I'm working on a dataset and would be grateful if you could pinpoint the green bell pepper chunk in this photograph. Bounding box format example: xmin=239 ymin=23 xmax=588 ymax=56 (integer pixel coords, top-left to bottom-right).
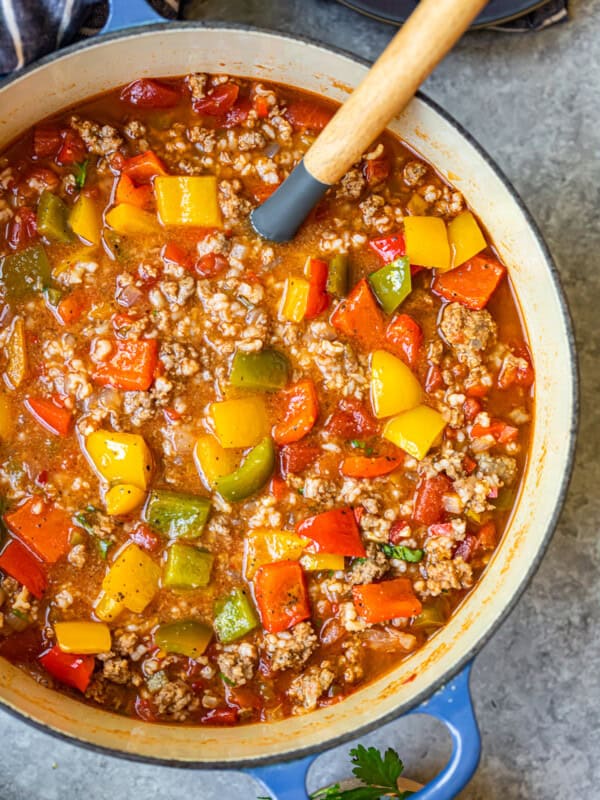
xmin=229 ymin=349 xmax=290 ymax=392
xmin=213 ymin=587 xmax=259 ymax=643
xmin=368 ymin=256 xmax=411 ymax=314
xmin=154 ymin=619 xmax=213 ymax=658
xmin=327 ymin=253 xmax=350 ymax=297
xmin=215 ymin=437 xmax=275 ymax=503
xmin=412 ymin=602 xmax=447 ymax=630
xmin=164 ymin=542 xmax=213 ymax=590
xmin=144 ymin=490 xmax=210 ymax=539
xmin=37 ymin=191 xmax=73 ymax=243
xmin=0 ymin=244 xmax=52 ymax=299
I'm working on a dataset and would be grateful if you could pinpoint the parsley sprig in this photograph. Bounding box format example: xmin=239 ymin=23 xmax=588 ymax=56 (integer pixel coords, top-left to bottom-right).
xmin=381 ymin=544 xmax=423 ymax=563
xmin=309 ymin=745 xmax=413 ymax=799
xmin=74 ymin=159 xmax=89 ymax=189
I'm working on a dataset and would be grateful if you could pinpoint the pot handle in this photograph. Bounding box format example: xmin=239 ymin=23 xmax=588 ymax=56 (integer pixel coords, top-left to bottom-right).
xmin=102 ymin=0 xmax=165 ymax=35
xmin=247 ymin=663 xmax=480 ymax=800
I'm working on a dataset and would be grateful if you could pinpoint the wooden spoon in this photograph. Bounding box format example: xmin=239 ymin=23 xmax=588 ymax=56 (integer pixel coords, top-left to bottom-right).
xmin=251 ymin=0 xmax=487 ymax=242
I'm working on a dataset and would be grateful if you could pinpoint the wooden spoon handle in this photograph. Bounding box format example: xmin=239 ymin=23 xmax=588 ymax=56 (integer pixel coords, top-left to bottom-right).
xmin=304 ymin=0 xmax=487 ymax=186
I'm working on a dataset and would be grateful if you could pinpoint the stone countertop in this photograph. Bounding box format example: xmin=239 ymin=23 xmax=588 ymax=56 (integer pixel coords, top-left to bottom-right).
xmin=0 ymin=1 xmax=596 ymax=798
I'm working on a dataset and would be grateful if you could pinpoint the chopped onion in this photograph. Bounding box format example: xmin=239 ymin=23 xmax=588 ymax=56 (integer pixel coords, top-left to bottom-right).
xmin=263 ymin=141 xmax=280 ymax=158
xmin=362 ymin=627 xmax=417 ymax=652
xmin=117 ymin=283 xmax=144 ymax=308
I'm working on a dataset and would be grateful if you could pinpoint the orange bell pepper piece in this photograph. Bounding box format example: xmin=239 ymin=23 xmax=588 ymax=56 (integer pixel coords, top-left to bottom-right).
xmin=340 ymin=454 xmax=403 ymax=479
xmin=385 ymin=313 xmax=423 ymax=369
xmin=304 ymin=258 xmax=330 ymax=320
xmin=273 ymin=379 xmax=319 ymax=445
xmin=115 ymin=173 xmax=153 ymax=209
xmin=0 ymin=539 xmax=47 ymax=598
xmin=432 ymin=254 xmax=506 ymax=310
xmin=330 ymin=278 xmax=385 ymax=350
xmin=4 ymin=497 xmax=72 ymax=563
xmin=93 ymin=338 xmax=158 ymax=392
xmin=121 ymin=150 xmax=167 ymax=185
xmin=56 ymin=289 xmax=89 ymax=326
xmin=296 ymin=507 xmax=366 ymax=557
xmin=253 ymin=560 xmax=310 ymax=633
xmin=24 ymin=396 xmax=72 ymax=436
xmin=352 ymin=578 xmax=422 ymax=623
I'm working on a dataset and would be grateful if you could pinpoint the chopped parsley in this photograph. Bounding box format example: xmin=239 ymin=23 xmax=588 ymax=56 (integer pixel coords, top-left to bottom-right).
xmin=350 ymin=439 xmax=374 ymax=456
xmin=219 ymin=672 xmax=235 ymax=687
xmin=381 ymin=543 xmax=423 ymax=563
xmin=74 ymin=159 xmax=89 ymax=189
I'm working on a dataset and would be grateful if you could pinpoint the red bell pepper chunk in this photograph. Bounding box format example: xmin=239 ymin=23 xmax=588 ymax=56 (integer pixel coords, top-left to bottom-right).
xmin=32 ymin=125 xmax=62 ymax=159
xmin=285 ymin=100 xmax=334 ymax=132
xmin=413 ymin=475 xmax=451 ymax=525
xmin=389 ymin=520 xmax=411 ymax=544
xmin=352 ymin=578 xmax=422 ymax=624
xmin=39 ymin=645 xmax=95 ymax=692
xmin=304 ymin=258 xmax=330 ymax=320
xmin=120 ymin=78 xmax=180 ymax=109
xmin=25 ymin=397 xmax=72 ymax=437
xmin=128 ymin=522 xmax=161 ymax=553
xmin=330 ymin=278 xmax=385 ymax=351
xmin=471 ymin=419 xmax=518 ymax=444
xmin=425 ymin=364 xmax=444 ymax=393
xmin=432 ymin=254 xmax=506 ymax=310
xmin=56 ymin=130 xmax=86 ymax=166
xmin=121 ymin=150 xmax=168 ymax=185
xmin=385 ymin=313 xmax=423 ymax=369
xmin=279 ymin=441 xmax=320 ymax=478
xmin=463 ymin=397 xmax=482 ymax=423
xmin=325 ymin=397 xmax=378 ymax=440
xmin=4 ymin=496 xmax=72 ymax=563
xmin=254 ymin=560 xmax=311 ymax=633
xmin=93 ymin=338 xmax=158 ymax=392
xmin=296 ymin=507 xmax=366 ymax=557
xmin=6 ymin=207 xmax=38 ymax=250
xmin=0 ymin=540 xmax=47 ymax=598
xmin=192 ymin=83 xmax=239 ymax=115
xmin=161 ymin=242 xmax=192 ymax=270
xmin=200 ymin=706 xmax=240 ymax=725
xmin=368 ymin=233 xmax=406 ymax=262
xmin=273 ymin=379 xmax=319 ymax=446
xmin=340 ymin=454 xmax=403 ymax=479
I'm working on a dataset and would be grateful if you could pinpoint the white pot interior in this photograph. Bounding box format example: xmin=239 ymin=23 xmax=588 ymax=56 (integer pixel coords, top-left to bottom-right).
xmin=0 ymin=26 xmax=576 ymax=764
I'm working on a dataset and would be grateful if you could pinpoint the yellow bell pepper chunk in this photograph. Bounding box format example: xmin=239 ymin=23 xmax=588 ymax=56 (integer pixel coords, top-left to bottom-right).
xmin=86 ymin=430 xmax=153 ymax=490
xmin=406 ymin=193 xmax=429 ymax=216
xmin=154 ymin=176 xmax=222 ymax=228
xmin=447 ymin=210 xmax=487 ymax=268
xmin=404 ymin=216 xmax=451 ymax=271
xmin=55 ymin=621 xmax=111 ymax=654
xmin=105 ymin=203 xmax=157 ymax=235
xmin=300 ymin=553 xmax=345 ymax=572
xmin=370 ymin=350 xmax=422 ymax=419
xmin=105 ymin=483 xmax=146 ymax=516
xmin=244 ymin=529 xmax=309 ymax=579
xmin=69 ymin=195 xmax=101 ymax=245
xmin=383 ymin=404 xmax=446 ymax=460
xmin=94 ymin=593 xmax=125 ymax=623
xmin=52 ymin=246 xmax=98 ymax=278
xmin=0 ymin=393 xmax=12 ymax=441
xmin=5 ymin=317 xmax=28 ymax=390
xmin=279 ymin=277 xmax=310 ymax=323
xmin=193 ymin=435 xmax=240 ymax=489
xmin=99 ymin=543 xmax=160 ymax=615
xmin=210 ymin=396 xmax=269 ymax=449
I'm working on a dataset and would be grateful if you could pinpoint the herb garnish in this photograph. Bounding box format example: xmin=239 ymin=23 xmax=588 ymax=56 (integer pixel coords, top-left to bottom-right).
xmin=381 ymin=544 xmax=423 ymax=563
xmin=74 ymin=159 xmax=89 ymax=189
xmin=310 ymin=745 xmax=413 ymax=799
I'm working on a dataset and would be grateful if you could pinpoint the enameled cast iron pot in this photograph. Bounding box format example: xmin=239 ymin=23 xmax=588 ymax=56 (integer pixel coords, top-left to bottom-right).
xmin=0 ymin=3 xmax=578 ymax=797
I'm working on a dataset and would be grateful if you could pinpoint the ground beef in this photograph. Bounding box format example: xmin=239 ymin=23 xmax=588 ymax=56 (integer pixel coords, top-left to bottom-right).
xmin=476 ymin=453 xmax=518 ymax=485
xmin=216 ymin=641 xmax=258 ymax=686
xmin=415 ymin=535 xmax=473 ymax=598
xmin=338 ymin=638 xmax=364 ymax=684
xmin=403 ymin=160 xmax=427 ymax=186
xmin=261 ymin=622 xmax=318 ymax=672
xmin=347 ymin=542 xmax=390 ymax=585
xmin=102 ymin=657 xmax=131 ymax=685
xmin=153 ymin=680 xmax=199 ymax=720
xmin=185 ymin=73 xmax=208 ymax=100
xmin=440 ymin=303 xmax=497 ymax=364
xmin=287 ymin=661 xmax=335 ymax=713
xmin=337 ymin=168 xmax=366 ymax=200
xmin=70 ymin=116 xmax=123 ymax=155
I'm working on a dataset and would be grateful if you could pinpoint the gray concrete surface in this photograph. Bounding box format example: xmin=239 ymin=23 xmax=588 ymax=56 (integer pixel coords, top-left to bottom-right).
xmin=0 ymin=1 xmax=597 ymax=797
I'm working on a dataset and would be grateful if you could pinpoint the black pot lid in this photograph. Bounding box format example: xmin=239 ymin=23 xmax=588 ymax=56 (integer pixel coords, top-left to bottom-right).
xmin=334 ymin=0 xmax=550 ymax=28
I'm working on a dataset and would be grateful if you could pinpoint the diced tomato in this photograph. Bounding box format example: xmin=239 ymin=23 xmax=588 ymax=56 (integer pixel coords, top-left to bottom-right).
xmin=432 ymin=254 xmax=506 ymax=310
xmin=470 ymin=419 xmax=518 ymax=444
xmin=161 ymin=242 xmax=192 ymax=270
xmin=389 ymin=520 xmax=411 ymax=544
xmin=135 ymin=696 xmax=157 ymax=722
xmin=192 ymin=83 xmax=239 ymax=116
xmin=121 ymin=150 xmax=168 ymax=185
xmin=32 ymin=125 xmax=62 ymax=159
xmin=285 ymin=100 xmax=334 ymax=132
xmin=497 ymin=346 xmax=535 ymax=390
xmin=364 ymin=154 xmax=390 ymax=185
xmin=273 ymin=379 xmax=319 ymax=446
xmin=413 ymin=476 xmax=451 ymax=525
xmin=194 ymin=252 xmax=229 ymax=279
xmin=279 ymin=442 xmax=320 ymax=478
xmin=254 ymin=560 xmax=311 ymax=633
xmin=56 ymin=130 xmax=86 ymax=165
xmin=18 ymin=167 xmax=60 ymax=200
xmin=465 ymin=383 xmax=490 ymax=399
xmin=6 ymin=207 xmax=38 ymax=250
xmin=4 ymin=496 xmax=72 ymax=563
xmin=93 ymin=338 xmax=158 ymax=392
xmin=331 ymin=278 xmax=385 ymax=351
xmin=428 ymin=522 xmax=455 ymax=537
xmin=163 ymin=406 xmax=183 ymax=423
xmin=252 ymin=94 xmax=270 ymax=118
xmin=269 ymin=476 xmax=288 ymax=501
xmin=222 ymin=97 xmax=251 ymax=128
xmin=129 ymin=522 xmax=161 ymax=553
xmin=326 ymin=397 xmax=378 ymax=440
xmin=120 ymin=78 xmax=180 ymax=108
xmin=0 ymin=540 xmax=47 ymax=598
xmin=463 ymin=455 xmax=477 ymax=474
xmin=453 ymin=533 xmax=478 ymax=563
xmin=200 ymin=707 xmax=240 ymax=725
xmin=226 ymin=685 xmax=263 ymax=711
xmin=368 ymin=233 xmax=406 ymax=262
xmin=477 ymin=521 xmax=497 ymax=550
xmin=304 ymin=258 xmax=330 ymax=320
xmin=39 ymin=645 xmax=94 ymax=693
xmin=296 ymin=507 xmax=365 ymax=557
xmin=340 ymin=454 xmax=403 ymax=479
xmin=352 ymin=578 xmax=422 ymax=624
xmin=25 ymin=397 xmax=72 ymax=437
xmin=425 ymin=364 xmax=444 ymax=393
xmin=250 ymin=181 xmax=280 ymax=203
xmin=463 ymin=397 xmax=482 ymax=423
xmin=56 ymin=289 xmax=89 ymax=326
xmin=385 ymin=314 xmax=423 ymax=369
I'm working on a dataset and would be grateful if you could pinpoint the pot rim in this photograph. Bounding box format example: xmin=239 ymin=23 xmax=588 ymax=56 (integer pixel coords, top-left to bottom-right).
xmin=0 ymin=20 xmax=579 ymax=769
